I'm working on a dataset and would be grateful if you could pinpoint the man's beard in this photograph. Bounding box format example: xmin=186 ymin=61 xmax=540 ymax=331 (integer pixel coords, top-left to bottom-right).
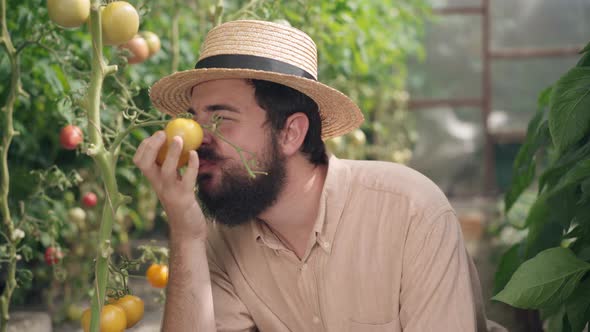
xmin=196 ymin=135 xmax=286 ymax=227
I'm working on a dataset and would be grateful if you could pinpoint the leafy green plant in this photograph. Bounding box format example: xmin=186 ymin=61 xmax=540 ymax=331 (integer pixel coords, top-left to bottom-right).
xmin=493 ymin=42 xmax=590 ymax=331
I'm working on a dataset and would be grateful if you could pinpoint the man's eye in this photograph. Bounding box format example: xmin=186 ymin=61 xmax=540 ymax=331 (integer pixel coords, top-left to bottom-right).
xmin=215 ymin=113 xmax=233 ymax=121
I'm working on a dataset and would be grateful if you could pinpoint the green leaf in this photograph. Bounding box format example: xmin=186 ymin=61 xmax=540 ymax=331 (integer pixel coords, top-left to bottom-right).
xmin=538 ymin=86 xmax=554 ymax=108
xmin=566 ymin=278 xmax=590 ymax=332
xmin=493 ymin=243 xmax=523 ymax=294
xmin=493 ymin=247 xmax=590 ymax=309
xmin=579 ymin=247 xmax=590 ymax=262
xmin=539 ymin=140 xmax=590 ymax=192
xmin=523 ymin=193 xmax=550 ymax=230
xmin=38 ymin=62 xmax=64 ymax=95
xmin=506 ymin=190 xmax=537 ymax=229
xmin=549 ymin=67 xmax=590 ymax=153
xmin=525 ymin=217 xmax=563 ymax=259
xmin=581 ymin=179 xmax=590 ymax=204
xmin=558 ymin=157 xmax=590 ymax=189
xmin=546 ymin=305 xmax=568 ymax=332
xmin=577 ymin=52 xmax=590 ymax=67
xmin=504 ymin=116 xmax=549 ymax=212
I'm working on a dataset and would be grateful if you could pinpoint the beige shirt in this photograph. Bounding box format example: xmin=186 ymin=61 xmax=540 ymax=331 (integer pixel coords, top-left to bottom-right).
xmin=206 ymin=156 xmax=505 ymax=332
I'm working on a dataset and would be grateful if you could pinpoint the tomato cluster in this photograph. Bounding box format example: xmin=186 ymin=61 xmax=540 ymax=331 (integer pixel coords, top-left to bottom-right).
xmin=47 ymin=0 xmax=161 ymax=65
xmin=44 ymin=247 xmax=63 ymax=265
xmin=81 ymin=295 xmax=144 ymax=332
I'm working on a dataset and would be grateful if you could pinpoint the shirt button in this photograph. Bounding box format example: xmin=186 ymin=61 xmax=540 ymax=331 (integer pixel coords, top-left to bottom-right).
xmin=312 ymin=316 xmax=321 ymax=324
xmin=300 ymin=264 xmax=307 ymax=271
xmin=322 ymin=241 xmax=330 ymax=249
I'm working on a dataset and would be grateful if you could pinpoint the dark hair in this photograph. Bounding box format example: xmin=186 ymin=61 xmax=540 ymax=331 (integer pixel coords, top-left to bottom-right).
xmin=248 ymin=79 xmax=328 ymax=165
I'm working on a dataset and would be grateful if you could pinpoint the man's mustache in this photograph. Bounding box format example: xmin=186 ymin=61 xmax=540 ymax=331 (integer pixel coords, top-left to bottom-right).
xmin=198 ymin=147 xmax=223 ymax=161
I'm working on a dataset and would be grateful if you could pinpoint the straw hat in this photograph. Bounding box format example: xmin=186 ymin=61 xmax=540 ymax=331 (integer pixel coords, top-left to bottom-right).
xmin=149 ymin=20 xmax=364 ymax=140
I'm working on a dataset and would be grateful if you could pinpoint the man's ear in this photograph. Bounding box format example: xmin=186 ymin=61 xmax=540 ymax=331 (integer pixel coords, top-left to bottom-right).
xmin=279 ymin=113 xmax=309 ymax=156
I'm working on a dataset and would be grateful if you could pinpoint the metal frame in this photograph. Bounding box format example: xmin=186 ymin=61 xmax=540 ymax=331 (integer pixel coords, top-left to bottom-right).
xmin=408 ymin=0 xmax=584 ymax=195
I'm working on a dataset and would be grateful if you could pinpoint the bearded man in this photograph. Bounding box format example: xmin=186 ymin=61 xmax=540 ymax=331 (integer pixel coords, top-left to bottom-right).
xmin=134 ymin=20 xmax=506 ymax=332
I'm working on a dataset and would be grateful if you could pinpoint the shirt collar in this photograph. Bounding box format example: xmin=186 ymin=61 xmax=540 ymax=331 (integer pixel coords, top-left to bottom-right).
xmin=251 ymin=155 xmax=351 ymax=255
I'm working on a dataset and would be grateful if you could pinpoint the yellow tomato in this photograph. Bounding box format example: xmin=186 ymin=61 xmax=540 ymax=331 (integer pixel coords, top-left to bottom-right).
xmin=81 ymin=305 xmax=127 ymax=332
xmin=47 ymin=0 xmax=90 ymax=28
xmin=101 ymin=1 xmax=139 ymax=46
xmin=141 ymin=31 xmax=161 ymax=56
xmin=146 ymin=263 xmax=169 ymax=288
xmin=156 ymin=118 xmax=204 ymax=168
xmin=112 ymin=295 xmax=144 ymax=328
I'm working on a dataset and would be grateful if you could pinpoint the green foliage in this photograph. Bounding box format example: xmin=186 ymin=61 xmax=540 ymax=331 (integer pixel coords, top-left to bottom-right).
xmin=495 ymin=42 xmax=590 ymax=331
xmin=493 ymin=247 xmax=590 ymax=308
xmin=549 ymin=67 xmax=590 ymax=154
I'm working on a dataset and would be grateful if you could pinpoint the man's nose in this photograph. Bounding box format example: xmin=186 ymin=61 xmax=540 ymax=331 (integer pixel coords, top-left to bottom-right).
xmin=200 ymin=125 xmax=213 ymax=145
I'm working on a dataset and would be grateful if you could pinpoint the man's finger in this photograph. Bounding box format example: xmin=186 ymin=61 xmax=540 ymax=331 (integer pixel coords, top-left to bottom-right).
xmin=182 ymin=150 xmax=200 ymax=191
xmin=161 ymin=136 xmax=183 ymax=183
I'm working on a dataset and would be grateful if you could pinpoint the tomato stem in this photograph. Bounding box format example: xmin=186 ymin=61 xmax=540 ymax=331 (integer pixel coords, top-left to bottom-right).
xmin=171 ymin=10 xmax=180 ymax=73
xmin=205 ymin=115 xmax=268 ymax=178
xmin=0 ymin=0 xmax=22 ymax=330
xmin=110 ymin=120 xmax=169 ymax=154
xmin=86 ymin=2 xmax=125 ymax=332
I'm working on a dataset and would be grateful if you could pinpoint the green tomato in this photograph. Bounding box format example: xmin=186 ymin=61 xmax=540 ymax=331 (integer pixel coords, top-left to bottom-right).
xmin=67 ymin=304 xmax=83 ymax=321
xmin=141 ymin=31 xmax=161 ymax=56
xmin=47 ymin=0 xmax=90 ymax=28
xmin=102 ymin=1 xmax=139 ymax=46
xmin=68 ymin=207 xmax=87 ymax=224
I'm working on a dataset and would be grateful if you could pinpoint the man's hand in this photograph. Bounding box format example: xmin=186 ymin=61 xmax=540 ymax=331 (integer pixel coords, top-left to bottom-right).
xmin=133 ymin=131 xmax=208 ymax=241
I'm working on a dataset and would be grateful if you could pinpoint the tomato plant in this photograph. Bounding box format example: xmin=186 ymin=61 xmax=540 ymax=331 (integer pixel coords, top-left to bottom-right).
xmin=111 ymin=294 xmax=144 ymax=328
xmin=156 ymin=118 xmax=204 ymax=168
xmin=81 ymin=304 xmax=127 ymax=332
xmin=82 ymin=192 xmax=98 ymax=208
xmin=101 ymin=1 xmax=139 ymax=46
xmin=120 ymin=35 xmax=149 ymax=64
xmin=47 ymin=0 xmax=90 ymax=28
xmin=146 ymin=263 xmax=169 ymax=288
xmin=44 ymin=246 xmax=63 ymax=265
xmin=60 ymin=125 xmax=84 ymax=150
xmin=141 ymin=31 xmax=161 ymax=57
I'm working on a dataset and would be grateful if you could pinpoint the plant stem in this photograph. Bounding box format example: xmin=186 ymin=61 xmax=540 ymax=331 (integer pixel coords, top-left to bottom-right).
xmin=86 ymin=2 xmax=121 ymax=331
xmin=171 ymin=9 xmax=180 ymax=73
xmin=109 ymin=120 xmax=168 ymax=154
xmin=0 ymin=0 xmax=20 ymax=330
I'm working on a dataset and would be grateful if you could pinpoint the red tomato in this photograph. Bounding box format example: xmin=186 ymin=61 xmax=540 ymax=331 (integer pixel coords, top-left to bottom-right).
xmin=60 ymin=125 xmax=83 ymax=150
xmin=120 ymin=35 xmax=149 ymax=64
xmin=82 ymin=192 xmax=98 ymax=208
xmin=44 ymin=247 xmax=63 ymax=265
